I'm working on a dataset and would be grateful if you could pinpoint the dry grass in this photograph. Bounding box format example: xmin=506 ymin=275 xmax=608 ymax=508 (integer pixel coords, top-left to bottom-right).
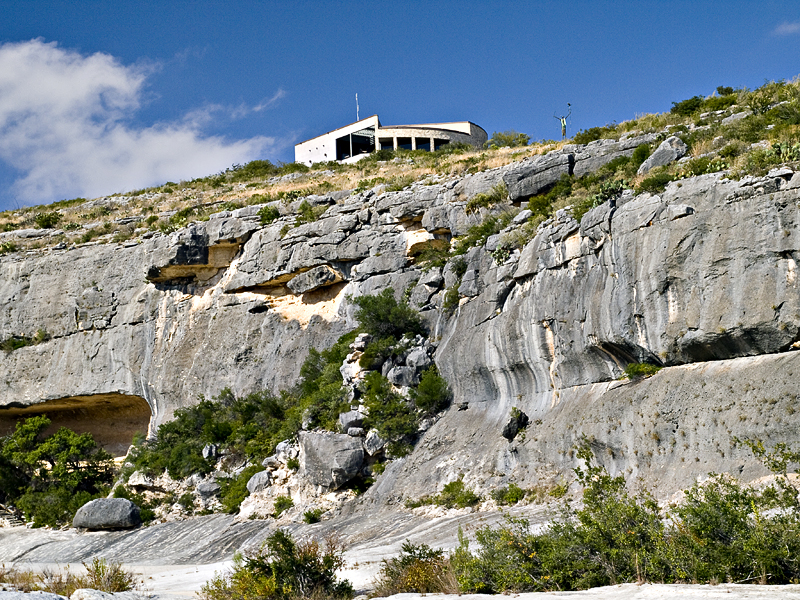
xmin=0 ymin=141 xmax=564 ymax=255
xmin=0 ymin=559 xmax=136 ymax=596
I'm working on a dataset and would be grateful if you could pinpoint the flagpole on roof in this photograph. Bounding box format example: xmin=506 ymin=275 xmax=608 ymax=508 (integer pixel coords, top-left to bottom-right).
xmin=356 ymin=93 xmax=359 ymax=121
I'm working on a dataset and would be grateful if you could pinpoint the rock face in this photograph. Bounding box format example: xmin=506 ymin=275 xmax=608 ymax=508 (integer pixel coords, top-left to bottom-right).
xmin=298 ymin=431 xmax=364 ymax=490
xmin=72 ymin=498 xmax=141 ymax=530
xmin=638 ymin=135 xmax=688 ymax=174
xmin=3 ymin=135 xmax=800 ymax=503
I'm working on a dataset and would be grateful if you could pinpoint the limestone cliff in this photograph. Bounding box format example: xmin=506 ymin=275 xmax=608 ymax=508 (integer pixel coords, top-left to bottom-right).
xmin=2 ymin=135 xmax=800 ymax=499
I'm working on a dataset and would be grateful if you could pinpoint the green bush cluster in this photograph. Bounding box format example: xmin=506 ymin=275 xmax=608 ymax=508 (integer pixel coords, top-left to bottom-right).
xmin=200 ymin=530 xmax=353 ymax=600
xmin=128 ymin=388 xmax=295 ymax=480
xmin=405 ymin=477 xmax=481 ymax=509
xmin=125 ymin=290 xmax=446 ymax=509
xmin=485 ymin=130 xmax=530 ymax=149
xmin=465 ymin=183 xmax=508 ymax=214
xmin=0 ymin=329 xmax=50 ymax=353
xmin=373 ymin=541 xmax=458 ymax=596
xmin=450 ymin=440 xmax=800 ymax=593
xmin=273 ymin=495 xmax=294 ymax=517
xmin=623 ymin=362 xmax=663 ymax=380
xmin=34 ymin=211 xmax=62 ymax=229
xmin=490 ymin=482 xmax=526 ymax=506
xmin=257 ymin=205 xmax=281 ymax=225
xmin=0 ymin=415 xmax=115 ymax=526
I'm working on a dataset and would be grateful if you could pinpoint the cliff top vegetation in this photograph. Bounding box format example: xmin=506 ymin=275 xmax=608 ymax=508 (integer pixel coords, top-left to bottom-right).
xmin=0 ymin=78 xmax=798 ymax=258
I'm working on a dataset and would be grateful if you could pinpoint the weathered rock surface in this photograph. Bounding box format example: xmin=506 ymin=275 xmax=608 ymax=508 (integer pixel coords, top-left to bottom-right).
xmin=2 ymin=139 xmax=800 ymax=510
xmin=638 ymin=135 xmax=688 ymax=174
xmin=72 ymin=498 xmax=141 ymax=530
xmin=298 ymin=431 xmax=365 ymax=489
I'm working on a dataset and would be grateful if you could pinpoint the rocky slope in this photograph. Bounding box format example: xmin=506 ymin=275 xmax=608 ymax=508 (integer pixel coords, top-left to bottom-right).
xmin=2 ymin=128 xmax=800 ymax=511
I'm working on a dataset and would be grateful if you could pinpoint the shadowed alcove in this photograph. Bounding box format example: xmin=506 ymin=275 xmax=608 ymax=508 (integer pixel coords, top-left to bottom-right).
xmin=0 ymin=393 xmax=152 ymax=457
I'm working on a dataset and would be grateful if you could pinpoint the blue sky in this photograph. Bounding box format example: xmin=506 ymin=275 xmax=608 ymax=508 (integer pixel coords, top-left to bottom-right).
xmin=0 ymin=0 xmax=799 ymax=211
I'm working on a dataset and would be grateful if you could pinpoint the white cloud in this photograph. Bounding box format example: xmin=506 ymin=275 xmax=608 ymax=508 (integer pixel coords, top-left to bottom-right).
xmin=0 ymin=39 xmax=282 ymax=205
xmin=773 ymin=21 xmax=800 ymax=36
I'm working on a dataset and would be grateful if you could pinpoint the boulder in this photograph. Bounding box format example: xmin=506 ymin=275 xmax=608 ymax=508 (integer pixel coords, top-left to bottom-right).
xmin=126 ymin=470 xmax=153 ymax=488
xmin=501 ymin=409 xmax=530 ymax=442
xmin=351 ymin=332 xmax=373 ymax=351
xmin=339 ymin=410 xmax=365 ymax=431
xmin=72 ymin=498 xmax=141 ymax=530
xmin=196 ymin=481 xmax=221 ymax=496
xmin=246 ymin=470 xmax=272 ymax=494
xmin=298 ymin=431 xmax=365 ymax=489
xmin=406 ymin=347 xmax=432 ymax=372
xmin=347 ymin=427 xmax=365 ymax=437
xmin=364 ymin=429 xmax=387 ymax=455
xmin=387 ymin=366 xmax=417 ymax=386
xmin=286 ymin=265 xmax=341 ymax=294
xmin=503 ymin=152 xmax=573 ymax=201
xmin=202 ymin=443 xmax=219 ymax=460
xmin=638 ymin=136 xmax=688 ymax=175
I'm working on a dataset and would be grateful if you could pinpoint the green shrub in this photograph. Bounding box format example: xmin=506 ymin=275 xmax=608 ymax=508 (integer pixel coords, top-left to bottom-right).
xmin=35 ymin=212 xmax=62 ymax=229
xmin=630 ymin=144 xmax=651 ymax=169
xmin=199 ymin=530 xmax=353 ymax=600
xmin=286 ymin=457 xmax=300 ymax=471
xmin=452 ymin=440 xmax=800 ymax=592
xmin=112 ymin=485 xmax=158 ymax=523
xmin=352 ymin=288 xmax=424 ymax=340
xmin=624 ymin=362 xmax=662 ymax=380
xmin=178 ymin=491 xmax=196 ymax=513
xmin=362 ymin=372 xmax=417 ymax=447
xmin=485 ymin=131 xmax=530 ymax=149
xmin=258 ymin=205 xmax=281 ymax=225
xmin=637 ymin=170 xmax=674 ymax=194
xmin=273 ymin=495 xmax=294 ymax=517
xmin=406 ymin=477 xmax=481 ymax=509
xmin=0 ymin=241 xmax=18 ymax=255
xmin=129 ymin=388 xmax=291 ymax=479
xmin=0 ymin=416 xmax=114 ymax=527
xmin=296 ymin=200 xmax=326 ymax=224
xmin=573 ymin=125 xmax=617 ymax=144
xmin=303 ymin=508 xmax=324 ymax=524
xmin=465 ymin=183 xmax=508 ymax=214
xmin=373 ymin=541 xmax=458 ymax=596
xmin=219 ymin=464 xmax=263 ymax=514
xmin=491 ymin=483 xmax=526 ymax=506
xmin=671 ymin=95 xmax=704 ymax=116
xmin=410 ymin=366 xmax=451 ymax=416
xmin=452 ymin=212 xmax=515 ymax=255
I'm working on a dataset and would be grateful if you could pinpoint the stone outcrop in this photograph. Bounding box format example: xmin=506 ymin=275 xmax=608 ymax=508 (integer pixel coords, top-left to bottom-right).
xmin=72 ymin=498 xmax=141 ymax=530
xmin=2 ymin=134 xmax=800 ymax=504
xmin=638 ymin=135 xmax=688 ymax=174
xmin=298 ymin=431 xmax=365 ymax=490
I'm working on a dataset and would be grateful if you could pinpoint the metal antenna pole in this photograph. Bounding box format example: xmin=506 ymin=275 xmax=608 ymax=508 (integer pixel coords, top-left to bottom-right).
xmin=356 ymin=93 xmax=359 ymax=121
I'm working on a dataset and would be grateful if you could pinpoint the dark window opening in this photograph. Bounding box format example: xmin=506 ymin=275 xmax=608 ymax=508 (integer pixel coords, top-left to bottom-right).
xmin=397 ymin=137 xmax=413 ymax=151
xmin=379 ymin=138 xmax=393 ymax=150
xmin=415 ymin=138 xmax=431 ymax=152
xmin=434 ymin=139 xmax=450 ymax=151
xmin=336 ymin=135 xmax=351 ymax=160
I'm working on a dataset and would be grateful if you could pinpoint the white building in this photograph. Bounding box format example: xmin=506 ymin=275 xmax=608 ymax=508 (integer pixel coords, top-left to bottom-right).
xmin=294 ymin=115 xmax=488 ymax=166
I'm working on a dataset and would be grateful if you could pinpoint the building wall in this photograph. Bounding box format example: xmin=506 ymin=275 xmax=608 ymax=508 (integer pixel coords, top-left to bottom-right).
xmin=295 ymin=117 xmax=488 ymax=166
xmin=295 ymin=115 xmax=380 ymax=166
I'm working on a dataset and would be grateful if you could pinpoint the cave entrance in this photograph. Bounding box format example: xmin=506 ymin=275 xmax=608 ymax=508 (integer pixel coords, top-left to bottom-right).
xmin=0 ymin=393 xmax=152 ymax=458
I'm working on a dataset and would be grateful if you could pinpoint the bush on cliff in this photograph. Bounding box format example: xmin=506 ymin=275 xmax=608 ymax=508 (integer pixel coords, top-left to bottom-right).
xmin=0 ymin=415 xmax=115 ymax=526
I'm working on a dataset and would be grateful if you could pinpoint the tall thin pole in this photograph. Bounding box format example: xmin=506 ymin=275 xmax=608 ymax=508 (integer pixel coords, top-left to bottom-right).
xmin=356 ymin=93 xmax=359 ymax=121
